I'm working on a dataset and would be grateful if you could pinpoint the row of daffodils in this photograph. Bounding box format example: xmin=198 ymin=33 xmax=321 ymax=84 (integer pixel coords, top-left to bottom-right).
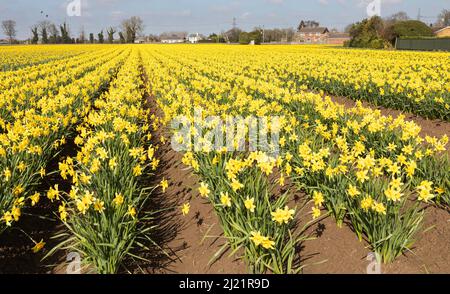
xmin=51 ymin=49 xmax=158 ymax=273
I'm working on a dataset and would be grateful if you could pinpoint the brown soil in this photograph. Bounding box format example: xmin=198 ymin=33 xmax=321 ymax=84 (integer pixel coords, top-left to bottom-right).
xmin=147 ymin=136 xmax=246 ymax=274
xmin=0 ymin=200 xmax=61 ymax=274
xmin=141 ymin=93 xmax=246 ymax=274
xmin=300 ymin=202 xmax=450 ymax=274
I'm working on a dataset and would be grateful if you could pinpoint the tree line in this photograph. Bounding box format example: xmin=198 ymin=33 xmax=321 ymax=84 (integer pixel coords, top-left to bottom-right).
xmin=346 ymin=9 xmax=450 ymax=49
xmin=2 ymin=9 xmax=449 ymax=46
xmin=207 ymin=27 xmax=295 ymax=44
xmin=0 ymin=16 xmax=144 ymax=44
xmin=30 ymin=16 xmax=143 ymax=44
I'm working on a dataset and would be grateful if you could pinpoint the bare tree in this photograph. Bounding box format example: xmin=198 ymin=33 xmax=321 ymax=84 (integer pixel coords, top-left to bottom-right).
xmin=98 ymin=30 xmax=104 ymax=44
xmin=118 ymin=31 xmax=125 ymax=43
xmin=284 ymin=28 xmax=295 ymax=42
xmin=2 ymin=20 xmax=17 ymax=44
xmin=48 ymin=23 xmax=59 ymax=43
xmin=31 ymin=25 xmax=39 ymax=44
xmin=60 ymin=22 xmax=71 ymax=44
xmin=226 ymin=28 xmax=242 ymax=43
xmin=107 ymin=27 xmax=116 ymax=43
xmin=121 ymin=16 xmax=144 ymax=43
xmin=386 ymin=11 xmax=409 ymax=23
xmin=38 ymin=21 xmax=51 ymax=44
xmin=79 ymin=26 xmax=86 ymax=44
xmin=344 ymin=23 xmax=353 ymax=33
xmin=437 ymin=9 xmax=450 ymax=27
xmin=147 ymin=34 xmax=160 ymax=42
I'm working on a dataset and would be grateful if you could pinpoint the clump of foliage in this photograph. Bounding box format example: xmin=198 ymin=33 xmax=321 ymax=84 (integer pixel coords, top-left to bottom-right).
xmin=384 ymin=20 xmax=434 ymax=45
xmin=346 ymin=16 xmax=388 ymax=49
xmin=346 ymin=15 xmax=434 ymax=49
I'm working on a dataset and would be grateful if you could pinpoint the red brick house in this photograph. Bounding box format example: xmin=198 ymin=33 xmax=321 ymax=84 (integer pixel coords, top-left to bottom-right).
xmin=295 ymin=27 xmax=329 ymax=44
xmin=327 ymin=32 xmax=350 ymax=45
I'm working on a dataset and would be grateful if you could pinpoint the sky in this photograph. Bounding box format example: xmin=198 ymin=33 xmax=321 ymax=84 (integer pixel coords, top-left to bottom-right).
xmin=0 ymin=0 xmax=449 ymax=39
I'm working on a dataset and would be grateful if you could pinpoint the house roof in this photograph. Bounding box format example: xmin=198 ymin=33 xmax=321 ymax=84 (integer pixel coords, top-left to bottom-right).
xmin=161 ymin=38 xmax=184 ymax=40
xmin=160 ymin=34 xmax=185 ymax=40
xmin=299 ymin=27 xmax=329 ymax=34
xmin=435 ymin=26 xmax=450 ymax=34
xmin=328 ymin=32 xmax=350 ymax=38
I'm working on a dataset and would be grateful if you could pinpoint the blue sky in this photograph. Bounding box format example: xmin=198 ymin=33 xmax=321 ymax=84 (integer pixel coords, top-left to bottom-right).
xmin=0 ymin=0 xmax=448 ymax=39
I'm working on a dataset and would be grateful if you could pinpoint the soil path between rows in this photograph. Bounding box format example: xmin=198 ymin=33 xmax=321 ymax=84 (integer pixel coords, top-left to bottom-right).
xmin=143 ymin=88 xmax=246 ymax=274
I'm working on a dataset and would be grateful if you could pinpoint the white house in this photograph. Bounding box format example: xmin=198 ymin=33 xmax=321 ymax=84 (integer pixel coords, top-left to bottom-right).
xmin=134 ymin=37 xmax=146 ymax=44
xmin=160 ymin=33 xmax=186 ymax=44
xmin=187 ymin=33 xmax=203 ymax=43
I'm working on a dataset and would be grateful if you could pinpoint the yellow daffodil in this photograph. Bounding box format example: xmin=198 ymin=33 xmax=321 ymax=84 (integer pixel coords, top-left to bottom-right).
xmin=230 ymin=179 xmax=244 ymax=192
xmin=160 ymin=178 xmax=169 ymax=193
xmin=372 ymin=202 xmax=387 ymax=215
xmin=30 ymin=193 xmax=40 ymax=206
xmin=220 ymin=192 xmax=232 ymax=207
xmin=313 ymin=191 xmax=325 ymax=207
xmin=250 ymin=231 xmax=275 ymax=250
xmin=32 ymin=239 xmax=46 ymax=253
xmin=312 ymin=207 xmax=321 ymax=219
xmin=198 ymin=182 xmax=210 ymax=198
xmin=361 ymin=196 xmax=374 ymax=212
xmin=113 ymin=193 xmax=124 ymax=207
xmin=244 ymin=197 xmax=255 ymax=213
xmin=47 ymin=184 xmax=60 ymax=202
xmin=127 ymin=205 xmax=137 ymax=219
xmin=181 ymin=203 xmax=190 ymax=216
xmin=417 ymin=181 xmax=435 ymax=203
xmin=271 ymin=206 xmax=295 ymax=224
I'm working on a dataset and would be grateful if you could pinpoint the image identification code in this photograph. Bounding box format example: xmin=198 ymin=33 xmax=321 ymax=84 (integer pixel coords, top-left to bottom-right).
xmin=179 ymin=278 xmax=270 ymax=291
